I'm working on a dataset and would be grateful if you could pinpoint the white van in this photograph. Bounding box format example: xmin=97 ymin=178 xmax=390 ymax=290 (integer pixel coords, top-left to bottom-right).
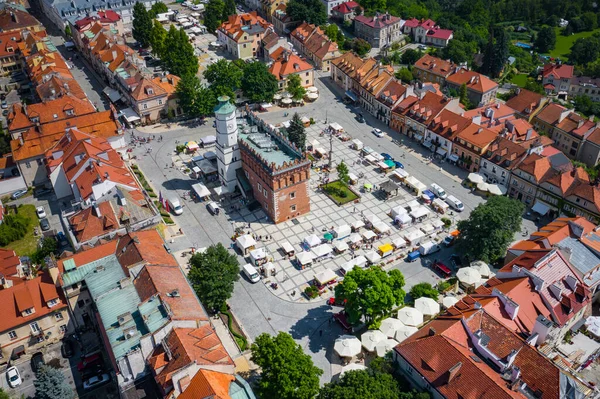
xmin=445 ymin=195 xmax=464 ymax=212
xmin=243 ymin=263 xmax=260 ymax=283
xmin=168 ymin=197 xmax=183 ymax=215
xmin=430 ymin=183 xmax=447 ymax=200
xmin=207 ymin=201 xmax=220 ymax=215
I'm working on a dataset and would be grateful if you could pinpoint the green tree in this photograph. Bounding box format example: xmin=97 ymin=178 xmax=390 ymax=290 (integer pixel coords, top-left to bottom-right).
xmin=351 ymin=38 xmax=371 ymax=57
xmin=482 ymin=26 xmax=509 ymax=78
xmin=441 ymin=39 xmax=473 ymax=64
xmin=286 ymin=74 xmax=306 ymax=101
xmin=34 ymin=365 xmax=75 ymax=399
xmin=324 ymin=24 xmax=341 ymax=43
xmin=524 ymin=79 xmax=545 ymax=95
xmin=287 ymin=113 xmax=306 ymax=150
xmin=395 ymin=68 xmax=414 ymax=82
xmin=31 ymin=237 xmax=58 ymax=265
xmin=205 ymin=0 xmax=225 ymax=33
xmin=318 ymin=369 xmax=400 ymax=399
xmin=458 ymin=83 xmax=471 ymax=108
xmin=162 ymin=25 xmax=198 ymax=77
xmin=188 ymin=243 xmax=239 ymax=312
xmin=149 ymin=1 xmax=168 ymax=17
xmin=455 ymin=196 xmax=525 ymax=263
xmin=205 ymin=59 xmax=243 ymax=99
xmin=534 ymin=26 xmax=557 ymax=53
xmin=335 ymin=267 xmax=405 ymax=327
xmin=337 ymin=160 xmax=349 ymax=185
xmin=222 ymin=0 xmax=236 ymax=20
xmin=0 ymin=124 xmax=11 ymax=156
xmin=241 ymin=61 xmax=279 ymax=103
xmin=570 ymin=36 xmax=600 ymax=66
xmin=251 ymin=332 xmax=322 ymax=399
xmin=581 ymin=11 xmax=598 ymax=31
xmin=149 ymin=19 xmax=167 ymax=58
xmin=132 ymin=2 xmax=153 ymax=48
xmin=286 ymin=0 xmax=327 ymax=26
xmin=64 ymin=24 xmax=72 ymax=38
xmin=409 ymin=282 xmax=439 ymax=300
xmin=401 ymin=49 xmax=422 ymax=65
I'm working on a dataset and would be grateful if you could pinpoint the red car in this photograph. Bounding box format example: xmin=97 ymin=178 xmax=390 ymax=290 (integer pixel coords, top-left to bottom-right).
xmin=77 ymin=353 xmax=102 ymax=372
xmin=433 ymin=261 xmax=452 ymax=278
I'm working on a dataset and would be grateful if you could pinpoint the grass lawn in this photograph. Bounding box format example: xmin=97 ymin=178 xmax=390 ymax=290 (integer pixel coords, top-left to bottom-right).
xmin=510 ymin=74 xmax=529 ymax=87
xmin=550 ymin=27 xmax=600 ymax=59
xmin=2 ymin=204 xmax=40 ymax=256
xmin=323 ymin=180 xmax=359 ymax=205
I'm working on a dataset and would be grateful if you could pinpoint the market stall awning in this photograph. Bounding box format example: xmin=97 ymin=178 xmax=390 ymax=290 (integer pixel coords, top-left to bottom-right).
xmin=119 ymin=107 xmax=141 ymax=122
xmin=348 ymin=233 xmax=362 ymax=244
xmin=334 ymin=240 xmax=349 ymax=252
xmin=304 ymin=234 xmax=322 ymax=247
xmin=448 ymin=154 xmax=459 ymax=162
xmin=103 ymin=87 xmax=122 ymax=102
xmin=436 ymin=147 xmax=447 ymax=157
xmin=186 ymin=141 xmax=200 ymax=151
xmin=532 ymin=201 xmax=550 ymax=216
xmin=393 ymin=169 xmax=409 ymax=179
xmin=296 ymin=251 xmax=315 ymax=265
xmin=236 ymin=234 xmax=256 ymax=249
xmin=351 ymin=220 xmax=365 ymax=230
xmin=312 ymin=244 xmax=333 ymax=258
xmin=329 ymin=122 xmax=343 ymax=131
xmin=281 ymin=241 xmax=295 ymax=254
xmin=379 ymin=243 xmax=393 ymax=253
xmin=315 ymin=268 xmax=337 ymax=285
xmin=345 ymin=90 xmax=358 ymax=102
xmin=362 ymin=230 xmax=377 ymax=240
xmin=191 ymin=183 xmax=210 ymax=198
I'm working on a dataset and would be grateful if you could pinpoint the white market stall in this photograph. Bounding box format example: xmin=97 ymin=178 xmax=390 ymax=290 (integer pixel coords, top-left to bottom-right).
xmin=364 ymin=213 xmax=380 ymax=227
xmin=351 ymin=220 xmax=365 ymax=230
xmin=405 ymin=176 xmax=427 ymax=196
xmin=312 ymin=244 xmax=333 ymax=259
xmin=236 ymin=234 xmax=257 ymax=255
xmin=377 ymin=161 xmax=390 ymax=171
xmin=296 ymin=251 xmax=315 ymax=268
xmin=348 ymin=233 xmax=362 ymax=245
xmin=391 ymin=206 xmax=407 ymax=219
xmin=420 ymin=223 xmax=435 ymax=235
xmin=304 ymin=234 xmax=322 ymax=248
xmin=404 ymin=230 xmax=425 ymax=246
xmin=392 ymin=169 xmax=409 ymax=181
xmin=373 ymin=221 xmax=391 ymax=234
xmin=365 ymin=250 xmax=382 ymax=264
xmin=395 ymin=213 xmax=412 ymax=227
xmin=314 ymin=268 xmax=338 ymax=287
xmin=351 ymin=139 xmax=363 ymax=150
xmin=392 ymin=237 xmax=407 ymax=249
xmin=191 ymin=182 xmax=211 ymax=201
xmin=407 ymin=200 xmax=421 ymax=211
xmin=362 ymin=230 xmax=377 ymax=242
xmin=333 ymin=240 xmax=349 ymax=254
xmin=432 ymin=219 xmax=445 ymax=231
xmin=432 ymin=198 xmax=449 ymax=214
xmin=410 ymin=206 xmax=430 ymax=221
xmin=334 ymin=224 xmax=352 ymax=239
xmin=281 ymin=241 xmax=295 ymax=257
xmin=340 ymin=256 xmax=367 ymax=274
xmin=249 ymin=248 xmax=268 ymax=266
xmin=329 ymin=122 xmax=344 ymax=133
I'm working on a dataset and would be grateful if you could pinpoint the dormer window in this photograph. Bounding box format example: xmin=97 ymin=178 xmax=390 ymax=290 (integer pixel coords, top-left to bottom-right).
xmin=65 ymin=109 xmax=74 ymax=116
xmin=53 ymin=114 xmax=58 ymax=119
xmin=30 ymin=117 xmax=39 ymax=123
xmin=23 ymin=307 xmax=35 ymax=316
xmin=47 ymin=298 xmax=59 ymax=308
xmin=145 ymin=87 xmax=154 ymax=95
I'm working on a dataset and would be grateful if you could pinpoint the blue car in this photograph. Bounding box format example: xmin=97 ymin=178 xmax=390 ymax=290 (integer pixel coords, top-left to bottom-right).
xmin=381 ymin=153 xmax=393 ymax=161
xmin=393 ymin=161 xmax=404 ymax=169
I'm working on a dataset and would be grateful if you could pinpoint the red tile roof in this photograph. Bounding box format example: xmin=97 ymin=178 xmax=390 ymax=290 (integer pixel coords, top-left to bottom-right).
xmin=355 ymin=13 xmax=401 ymax=29
xmin=542 ymin=63 xmax=574 ymax=80
xmin=427 ymin=28 xmax=453 ymax=40
xmin=0 ymin=248 xmax=21 ymax=277
xmin=269 ymin=47 xmax=313 ymax=80
xmin=413 ymin=54 xmax=455 ymax=78
xmin=68 ymin=202 xmax=119 ymax=243
xmin=218 ymin=12 xmax=271 ymax=43
xmin=534 ymin=103 xmax=569 ymax=126
xmin=0 ymin=6 xmax=41 ymax=32
xmin=505 ymin=89 xmax=545 ymax=115
xmin=179 ymin=369 xmax=235 ymax=399
xmin=116 ymin=230 xmax=178 ymax=269
xmin=331 ymin=1 xmax=360 ymax=14
xmin=446 ymin=68 xmax=498 ymax=93
xmin=0 ymin=271 xmax=67 ymax=333
xmin=400 ymin=91 xmax=454 ymax=125
xmin=428 ymin=109 xmax=472 ymax=141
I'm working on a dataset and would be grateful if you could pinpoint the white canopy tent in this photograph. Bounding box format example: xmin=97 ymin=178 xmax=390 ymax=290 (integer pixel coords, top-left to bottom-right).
xmin=333 ymin=240 xmax=349 ymax=253
xmin=414 ymin=297 xmax=440 ymax=316
xmin=365 ymin=251 xmax=382 ymax=264
xmin=281 ymin=241 xmax=295 ymax=255
xmin=296 ymin=251 xmax=315 ymax=266
xmin=410 ymin=206 xmax=430 ymax=219
xmin=377 ymin=161 xmax=390 ymax=170
xmin=334 ymin=225 xmax=351 ymax=239
xmin=351 ymin=220 xmax=365 ymax=230
xmin=334 ymin=335 xmax=361 ymax=358
xmin=119 ymin=107 xmax=141 ymax=123
xmin=329 ymin=122 xmax=344 ymax=132
xmin=392 ymin=237 xmax=407 ymax=248
xmin=404 ymin=230 xmax=425 ymax=245
xmin=315 ymin=268 xmax=337 ymax=285
xmin=432 ymin=198 xmax=449 ymax=212
xmin=364 ymin=154 xmax=378 ymax=164
xmin=393 ymin=169 xmax=409 ymax=180
xmin=362 ymin=230 xmax=377 ymax=241
xmin=348 ymin=233 xmax=362 ymax=244
xmin=312 ymin=244 xmax=333 ymax=258
xmin=420 ymin=223 xmax=435 ymax=235
xmin=361 ymin=330 xmax=387 ymax=352
xmin=373 ymin=221 xmax=391 ymax=234
xmin=304 ymin=234 xmax=322 ymax=248
xmin=249 ymin=248 xmax=267 ymax=263
xmin=397 ymin=307 xmax=424 ymax=327
xmin=340 ymin=256 xmax=367 ymax=274
xmin=191 ymin=183 xmax=211 ymax=199
xmin=351 ymin=139 xmax=363 ymax=149
xmin=391 ymin=206 xmax=407 ymax=219
xmin=236 ymin=235 xmax=256 ymax=254
xmin=395 ymin=324 xmax=419 ymax=343
xmin=432 ymin=219 xmax=445 ymax=231
xmin=395 ymin=213 xmax=412 ymax=226
xmin=407 ymin=200 xmax=421 ymax=211
xmin=375 ymin=339 xmax=399 ymax=357
xmin=364 ymin=213 xmax=380 ymax=225
xmin=379 ymin=318 xmax=404 ymax=338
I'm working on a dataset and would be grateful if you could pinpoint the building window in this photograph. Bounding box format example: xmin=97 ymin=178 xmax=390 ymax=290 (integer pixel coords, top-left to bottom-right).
xmin=55 ymin=312 xmax=63 ymax=321
xmin=37 ymin=336 xmax=44 ymax=343
xmin=47 ymin=298 xmax=59 ymax=308
xmin=59 ymin=325 xmax=67 ymax=334
xmin=290 ymin=205 xmax=296 ymax=212
xmin=25 ymin=161 xmax=31 ymax=168
xmin=24 ymin=308 xmax=33 ymax=315
xmin=77 ymin=300 xmax=85 ymax=308
xmin=143 ymin=103 xmax=148 ymax=110
xmin=158 ymin=99 xmax=163 ymax=105
xmin=257 ymin=182 xmax=262 ymax=192
xmin=30 ymin=322 xmax=41 ymax=334
xmin=290 ymin=192 xmax=296 ymax=199
xmin=8 ymin=331 xmax=17 ymax=340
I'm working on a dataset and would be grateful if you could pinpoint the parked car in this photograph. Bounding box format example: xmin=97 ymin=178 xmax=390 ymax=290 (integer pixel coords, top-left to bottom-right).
xmin=372 ymin=128 xmax=384 ymax=138
xmin=39 ymin=218 xmax=50 ymax=231
xmin=77 ymin=353 xmax=103 ymax=371
xmin=61 ymin=339 xmax=74 ymax=358
xmin=443 ymin=234 xmax=456 ymax=247
xmin=83 ymin=373 xmax=110 ymax=390
xmin=6 ymin=367 xmax=21 ymax=387
xmin=356 ymin=114 xmax=365 ymax=123
xmin=57 ymin=231 xmax=68 ymax=247
xmin=1 ymin=100 xmax=7 ymax=109
xmin=393 ymin=161 xmax=404 ymax=169
xmin=31 ymin=352 xmax=45 ymax=374
xmin=36 ymin=206 xmax=46 ymax=219
xmin=11 ymin=189 xmax=27 ymax=200
xmin=380 ymin=153 xmax=393 ymax=161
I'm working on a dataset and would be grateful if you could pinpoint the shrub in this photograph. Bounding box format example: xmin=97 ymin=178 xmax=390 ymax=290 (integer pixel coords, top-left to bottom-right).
xmin=437 ymin=281 xmax=452 ymax=292
xmin=410 ymin=282 xmax=439 ymax=300
xmin=309 ymin=117 xmax=315 ymax=124
xmin=176 ymin=144 xmax=186 ymax=154
xmin=304 ymin=286 xmax=319 ymax=299
xmin=0 ymin=213 xmax=30 ymax=246
xmin=441 ymin=217 xmax=452 ymax=227
xmin=131 ymin=164 xmax=139 ymax=170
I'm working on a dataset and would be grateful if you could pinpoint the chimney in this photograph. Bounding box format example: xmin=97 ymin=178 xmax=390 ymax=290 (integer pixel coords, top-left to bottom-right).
xmin=510 ymin=366 xmax=521 ymax=382
xmin=93 ymin=202 xmax=101 ymax=217
xmin=558 ymin=109 xmax=571 ymax=123
xmin=578 ymin=119 xmax=585 ymax=128
xmin=443 ymin=362 xmax=462 ymax=385
xmin=112 ymin=50 xmax=117 ymax=60
xmin=525 ymin=128 xmax=534 ymax=141
xmin=531 ymin=315 xmax=553 ymax=345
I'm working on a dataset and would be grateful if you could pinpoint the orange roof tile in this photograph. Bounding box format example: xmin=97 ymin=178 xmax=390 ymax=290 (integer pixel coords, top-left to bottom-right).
xmin=505 ymin=89 xmax=545 ymax=115
xmin=446 ymin=68 xmax=498 ymax=93
xmin=116 ymin=230 xmax=178 ymax=269
xmin=269 ymin=47 xmax=313 ymax=80
xmin=56 ymin=240 xmax=118 ymax=274
xmin=413 ymin=54 xmax=455 ymax=78
xmin=456 ymin=123 xmax=498 ymax=149
xmin=68 ymin=202 xmax=119 ymax=242
xmin=179 ymin=369 xmax=235 ymax=399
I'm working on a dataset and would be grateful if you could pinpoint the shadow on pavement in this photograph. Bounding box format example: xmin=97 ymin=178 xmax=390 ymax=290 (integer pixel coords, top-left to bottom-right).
xmin=289 ymin=305 xmax=340 ymax=355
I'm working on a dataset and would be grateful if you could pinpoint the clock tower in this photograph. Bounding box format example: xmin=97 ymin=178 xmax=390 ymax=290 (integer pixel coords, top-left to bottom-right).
xmin=214 ymin=96 xmax=242 ymax=192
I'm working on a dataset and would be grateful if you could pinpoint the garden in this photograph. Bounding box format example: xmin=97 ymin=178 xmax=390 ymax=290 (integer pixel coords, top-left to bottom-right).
xmin=322 ymin=180 xmax=359 ymax=205
xmin=0 ymin=204 xmax=38 ymax=255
